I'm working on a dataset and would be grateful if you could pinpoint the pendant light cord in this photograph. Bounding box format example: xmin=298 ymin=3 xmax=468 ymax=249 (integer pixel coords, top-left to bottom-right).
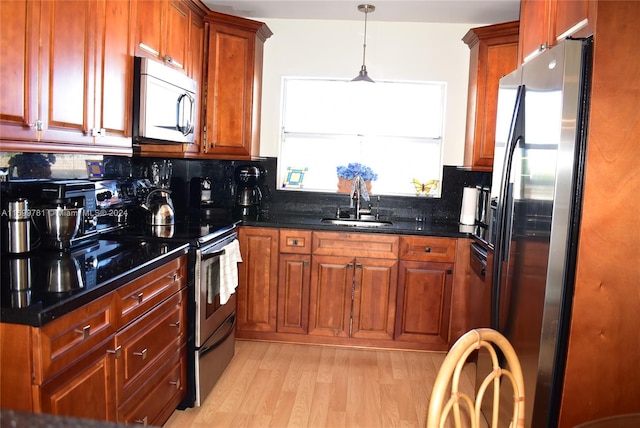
xmin=361 ymin=8 xmax=369 ymax=68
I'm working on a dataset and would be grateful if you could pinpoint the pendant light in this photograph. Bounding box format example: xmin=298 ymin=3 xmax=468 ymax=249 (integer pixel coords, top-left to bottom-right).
xmin=352 ymin=4 xmax=375 ymax=83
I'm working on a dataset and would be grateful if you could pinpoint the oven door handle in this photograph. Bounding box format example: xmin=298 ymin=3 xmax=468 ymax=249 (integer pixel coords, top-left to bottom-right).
xmin=200 ymin=314 xmax=236 ymax=357
xmin=201 ymin=248 xmax=225 ymax=262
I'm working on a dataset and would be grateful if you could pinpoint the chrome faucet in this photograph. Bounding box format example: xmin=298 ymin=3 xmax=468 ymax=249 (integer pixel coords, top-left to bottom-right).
xmin=350 ymin=175 xmax=370 ymax=219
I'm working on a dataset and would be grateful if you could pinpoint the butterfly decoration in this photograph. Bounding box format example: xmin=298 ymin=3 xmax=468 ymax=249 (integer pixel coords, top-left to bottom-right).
xmin=412 ymin=179 xmax=439 ymax=196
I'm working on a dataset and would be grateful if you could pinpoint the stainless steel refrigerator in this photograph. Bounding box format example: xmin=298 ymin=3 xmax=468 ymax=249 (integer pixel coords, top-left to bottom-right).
xmin=479 ymin=38 xmax=593 ymax=427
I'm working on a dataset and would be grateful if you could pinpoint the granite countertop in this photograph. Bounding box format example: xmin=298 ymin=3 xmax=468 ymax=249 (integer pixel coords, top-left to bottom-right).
xmin=1 ymin=240 xmax=189 ymax=327
xmin=242 ymin=212 xmax=476 ymax=239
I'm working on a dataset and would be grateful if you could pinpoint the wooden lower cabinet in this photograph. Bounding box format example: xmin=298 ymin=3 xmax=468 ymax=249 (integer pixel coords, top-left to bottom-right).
xmin=277 ymin=253 xmax=311 ymax=334
xmin=308 ymin=255 xmax=353 ymax=338
xmin=38 ymin=338 xmax=116 ymax=421
xmin=395 ymin=260 xmax=454 ymax=350
xmin=308 ymin=255 xmax=397 ymax=341
xmin=237 ymin=228 xmax=467 ymax=351
xmin=236 ymin=227 xmax=279 ymax=333
xmin=0 ymin=255 xmax=187 ymax=425
xmin=276 ymin=229 xmax=312 ymax=335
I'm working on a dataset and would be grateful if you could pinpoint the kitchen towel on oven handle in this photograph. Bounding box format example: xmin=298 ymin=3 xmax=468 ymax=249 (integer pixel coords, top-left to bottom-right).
xmin=216 ymin=239 xmax=243 ymax=305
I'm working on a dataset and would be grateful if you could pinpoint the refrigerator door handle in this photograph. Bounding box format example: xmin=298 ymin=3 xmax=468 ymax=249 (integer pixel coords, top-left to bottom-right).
xmin=491 ymin=85 xmax=525 ymax=330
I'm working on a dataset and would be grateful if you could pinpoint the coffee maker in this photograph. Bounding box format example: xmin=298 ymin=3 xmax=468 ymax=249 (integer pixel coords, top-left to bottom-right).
xmin=234 ymin=165 xmax=262 ymax=219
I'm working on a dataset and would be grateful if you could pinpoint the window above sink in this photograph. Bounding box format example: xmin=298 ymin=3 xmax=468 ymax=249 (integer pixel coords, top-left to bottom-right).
xmin=277 ymin=78 xmax=445 ymax=198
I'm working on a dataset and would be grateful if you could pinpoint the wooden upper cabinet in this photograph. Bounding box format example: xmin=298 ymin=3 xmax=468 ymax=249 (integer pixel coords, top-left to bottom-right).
xmin=164 ymin=1 xmax=190 ymax=70
xmin=134 ymin=0 xmax=165 ymax=63
xmin=519 ymin=0 xmax=595 ymax=64
xmin=462 ymin=21 xmax=519 ymax=171
xmin=95 ymin=0 xmax=134 ymax=147
xmin=0 ymin=0 xmax=132 ymax=155
xmin=0 ymin=0 xmax=41 ymax=141
xmin=203 ymin=12 xmax=272 ymax=159
xmin=134 ymin=0 xmax=194 ymax=71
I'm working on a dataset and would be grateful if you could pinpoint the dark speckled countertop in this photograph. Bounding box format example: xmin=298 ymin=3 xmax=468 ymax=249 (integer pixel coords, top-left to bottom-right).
xmin=241 ymin=212 xmax=477 ymax=239
xmin=1 ymin=240 xmax=189 ymax=327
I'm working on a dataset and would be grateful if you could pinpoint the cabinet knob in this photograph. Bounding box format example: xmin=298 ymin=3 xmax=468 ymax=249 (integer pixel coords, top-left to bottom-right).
xmin=74 ymin=325 xmax=91 ymax=340
xmin=169 ymin=379 xmax=181 ymax=389
xmin=424 ymin=246 xmax=431 ymax=253
xmin=292 ymin=239 xmax=298 ymax=245
xmin=131 ymin=293 xmax=144 ymax=304
xmin=169 ymin=320 xmax=181 ymax=328
xmin=134 ymin=416 xmax=148 ymax=425
xmin=106 ymin=346 xmax=122 ymax=358
xmin=133 ymin=348 xmax=148 ymax=360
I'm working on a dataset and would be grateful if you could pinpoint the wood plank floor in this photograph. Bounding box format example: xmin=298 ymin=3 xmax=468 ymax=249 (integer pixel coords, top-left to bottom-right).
xmin=164 ymin=340 xmax=477 ymax=428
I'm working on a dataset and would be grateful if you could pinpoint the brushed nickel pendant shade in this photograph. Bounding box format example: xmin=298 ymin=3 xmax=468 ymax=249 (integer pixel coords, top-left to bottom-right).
xmin=352 ymin=4 xmax=375 ymax=83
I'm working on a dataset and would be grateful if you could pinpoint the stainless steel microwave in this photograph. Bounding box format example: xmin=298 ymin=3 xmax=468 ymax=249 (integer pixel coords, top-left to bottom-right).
xmin=133 ymin=57 xmax=197 ymax=144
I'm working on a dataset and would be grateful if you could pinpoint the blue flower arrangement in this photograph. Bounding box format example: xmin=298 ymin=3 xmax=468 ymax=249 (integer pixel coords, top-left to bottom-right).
xmin=336 ymin=163 xmax=378 ymax=181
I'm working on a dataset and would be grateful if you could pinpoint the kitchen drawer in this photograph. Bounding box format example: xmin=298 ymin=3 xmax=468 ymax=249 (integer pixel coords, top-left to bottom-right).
xmin=279 ymin=229 xmax=312 ymax=254
xmin=312 ymin=231 xmax=399 ymax=259
xmin=115 ymin=288 xmax=186 ymax=404
xmin=115 ymin=255 xmax=186 ymax=328
xmin=32 ymin=292 xmax=116 ymax=383
xmin=117 ymin=349 xmax=186 ymax=426
xmin=399 ymin=236 xmax=456 ymax=263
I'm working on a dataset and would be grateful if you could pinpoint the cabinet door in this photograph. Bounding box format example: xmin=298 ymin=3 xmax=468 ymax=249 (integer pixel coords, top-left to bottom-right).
xmin=38 ymin=338 xmax=117 ymax=421
xmin=237 ymin=227 xmax=279 ymax=332
xmin=94 ymin=0 xmax=133 ymax=145
xmin=0 ymin=0 xmax=41 ymax=141
xmin=277 ymin=254 xmax=311 ymax=334
xmin=134 ymin=0 xmax=164 ymax=59
xmin=519 ymin=0 xmax=552 ymax=63
xmin=463 ymin=21 xmax=519 ymax=171
xmin=42 ymin=0 xmax=96 ymax=143
xmin=395 ymin=260 xmax=453 ymax=349
xmin=554 ymin=0 xmax=595 ymax=41
xmin=351 ymin=257 xmax=397 ymax=341
xmin=164 ymin=0 xmax=189 ymax=70
xmin=308 ymin=255 xmax=353 ymax=338
xmin=183 ymin=10 xmax=205 ymax=154
xmin=204 ymin=23 xmax=255 ymax=158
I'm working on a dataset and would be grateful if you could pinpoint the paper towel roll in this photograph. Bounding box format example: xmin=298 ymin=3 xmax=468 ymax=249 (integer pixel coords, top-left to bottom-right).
xmin=460 ymin=187 xmax=478 ymax=225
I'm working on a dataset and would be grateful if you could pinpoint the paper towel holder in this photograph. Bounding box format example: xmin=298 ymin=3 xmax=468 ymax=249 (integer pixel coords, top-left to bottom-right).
xmin=460 ymin=186 xmax=479 ymax=226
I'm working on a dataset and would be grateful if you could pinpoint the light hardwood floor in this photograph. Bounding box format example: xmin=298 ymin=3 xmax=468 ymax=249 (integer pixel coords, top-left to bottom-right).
xmin=164 ymin=340 xmax=476 ymax=428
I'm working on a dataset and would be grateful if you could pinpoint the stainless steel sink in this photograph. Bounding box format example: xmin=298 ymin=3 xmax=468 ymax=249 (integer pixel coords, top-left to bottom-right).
xmin=320 ymin=218 xmax=393 ymax=227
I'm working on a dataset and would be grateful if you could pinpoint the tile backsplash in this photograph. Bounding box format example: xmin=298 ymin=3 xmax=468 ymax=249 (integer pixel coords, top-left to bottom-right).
xmin=0 ymin=152 xmax=105 ymax=180
xmin=1 ymin=152 xmax=491 ymax=224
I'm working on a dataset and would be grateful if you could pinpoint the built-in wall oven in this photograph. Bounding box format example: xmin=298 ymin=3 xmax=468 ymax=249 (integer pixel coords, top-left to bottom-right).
xmin=193 ymin=229 xmax=238 ymax=407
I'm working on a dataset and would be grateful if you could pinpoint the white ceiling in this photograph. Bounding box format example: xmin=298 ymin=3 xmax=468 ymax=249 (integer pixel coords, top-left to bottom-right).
xmin=201 ymin=0 xmax=521 ymax=24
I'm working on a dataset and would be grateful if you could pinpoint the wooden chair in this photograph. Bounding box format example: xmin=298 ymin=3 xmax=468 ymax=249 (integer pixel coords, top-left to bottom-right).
xmin=426 ymin=328 xmax=525 ymax=428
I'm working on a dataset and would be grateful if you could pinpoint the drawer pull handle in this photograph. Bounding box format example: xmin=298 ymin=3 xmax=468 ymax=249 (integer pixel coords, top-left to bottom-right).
xmin=75 ymin=325 xmax=91 ymax=340
xmin=133 ymin=348 xmax=148 ymax=360
xmin=131 ymin=293 xmax=143 ymax=304
xmin=134 ymin=416 xmax=148 ymax=425
xmin=168 ymin=273 xmax=178 ymax=282
xmin=169 ymin=320 xmax=181 ymax=328
xmin=355 ymin=263 xmax=362 ymax=269
xmin=424 ymin=246 xmax=432 ymax=253
xmin=106 ymin=346 xmax=122 ymax=358
xmin=169 ymin=379 xmax=181 ymax=389
xmin=303 ymin=260 xmax=309 ymax=266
